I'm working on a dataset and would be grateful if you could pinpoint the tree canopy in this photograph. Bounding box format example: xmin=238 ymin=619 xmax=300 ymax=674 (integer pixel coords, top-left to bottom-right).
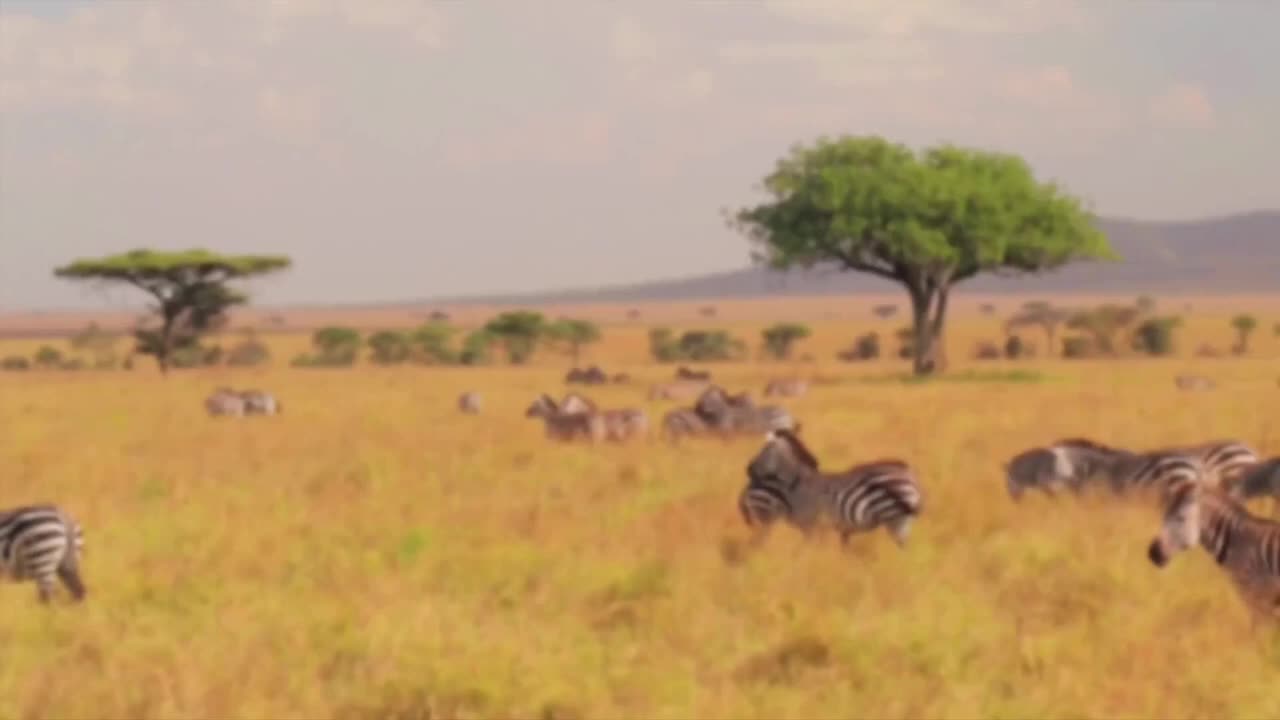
xmin=53 ymin=249 xmax=291 ymax=373
xmin=733 ymin=135 xmax=1116 ymax=374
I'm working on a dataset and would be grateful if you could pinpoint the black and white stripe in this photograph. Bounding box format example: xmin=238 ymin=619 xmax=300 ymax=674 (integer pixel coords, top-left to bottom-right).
xmin=240 ymin=389 xmax=282 ymax=415
xmin=1169 ymin=440 xmax=1258 ymax=491
xmin=1231 ymin=457 xmax=1280 ymax=513
xmin=1007 ymin=438 xmax=1205 ymax=502
xmin=741 ymin=429 xmax=923 ymax=547
xmin=0 ymin=504 xmax=86 ymax=604
xmin=696 ymin=386 xmax=795 ymax=434
xmin=205 ymin=387 xmax=246 ymax=417
xmin=1148 ymin=479 xmax=1280 ymax=627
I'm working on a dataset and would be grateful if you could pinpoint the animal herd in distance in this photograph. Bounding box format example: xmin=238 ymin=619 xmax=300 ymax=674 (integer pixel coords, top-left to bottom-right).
xmin=8 ymin=368 xmax=1277 ymax=630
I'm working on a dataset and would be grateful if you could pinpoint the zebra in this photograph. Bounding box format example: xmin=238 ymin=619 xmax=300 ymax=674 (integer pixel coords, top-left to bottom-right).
xmin=1164 ymin=439 xmax=1258 ymax=491
xmin=741 ymin=428 xmax=923 ymax=547
xmin=1148 ymin=479 xmax=1280 ymax=628
xmin=205 ymin=387 xmax=247 ymax=417
xmin=1174 ymin=374 xmax=1216 ymax=391
xmin=764 ymin=378 xmax=809 ymax=398
xmin=595 ymin=407 xmax=650 ymax=442
xmin=240 ymin=389 xmax=282 ymax=415
xmin=559 ymin=392 xmax=597 ymax=415
xmin=675 ymin=366 xmax=711 ymax=381
xmin=457 ymin=391 xmax=482 ymax=414
xmin=696 ymin=385 xmax=795 ymax=434
xmin=1230 ymin=458 xmax=1280 ymax=516
xmin=0 ymin=504 xmax=87 ymax=604
xmin=661 ymin=407 xmax=711 ymax=443
xmin=1004 ymin=437 xmax=1207 ymax=503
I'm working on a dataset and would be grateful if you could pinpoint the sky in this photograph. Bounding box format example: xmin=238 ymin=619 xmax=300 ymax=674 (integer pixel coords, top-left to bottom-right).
xmin=1 ymin=0 xmax=1277 ymax=311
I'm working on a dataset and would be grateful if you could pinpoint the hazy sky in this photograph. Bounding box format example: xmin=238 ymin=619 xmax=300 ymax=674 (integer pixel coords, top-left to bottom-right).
xmin=2 ymin=1 xmax=1277 ymax=311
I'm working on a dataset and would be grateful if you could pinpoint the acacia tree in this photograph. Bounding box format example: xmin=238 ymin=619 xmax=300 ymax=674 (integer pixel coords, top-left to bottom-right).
xmin=732 ymin=136 xmax=1115 ymax=375
xmin=54 ymin=249 xmax=291 ymax=373
xmin=1005 ymin=301 xmax=1071 ymax=356
xmin=546 ymin=318 xmax=601 ymax=364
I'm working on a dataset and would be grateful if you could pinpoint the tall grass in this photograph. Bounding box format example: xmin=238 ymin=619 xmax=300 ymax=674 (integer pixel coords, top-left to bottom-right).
xmin=1 ymin=326 xmax=1277 ymax=719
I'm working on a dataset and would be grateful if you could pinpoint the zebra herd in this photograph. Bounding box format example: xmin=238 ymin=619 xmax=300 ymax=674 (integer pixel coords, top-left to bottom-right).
xmin=5 ymin=377 xmax=1278 ymax=630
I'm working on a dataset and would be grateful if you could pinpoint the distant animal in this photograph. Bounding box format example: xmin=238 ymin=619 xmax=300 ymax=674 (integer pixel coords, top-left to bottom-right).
xmin=205 ymin=387 xmax=247 ymax=417
xmin=695 ymin=385 xmax=795 ymax=434
xmin=525 ymin=394 xmax=598 ymax=442
xmin=660 ymin=407 xmax=710 ymax=443
xmin=1148 ymin=479 xmax=1280 ymax=628
xmin=594 ymin=407 xmax=650 ymax=442
xmin=741 ymin=428 xmax=923 ymax=547
xmin=1231 ymin=458 xmax=1280 ymax=515
xmin=239 ymin=389 xmax=282 ymax=416
xmin=763 ymin=378 xmax=809 ymax=398
xmin=0 ymin=504 xmax=87 ymax=604
xmin=565 ymin=366 xmax=609 ymax=385
xmin=1175 ymin=374 xmax=1216 ymax=391
xmin=1004 ymin=438 xmax=1206 ymax=504
xmin=648 ymin=381 xmax=709 ymax=401
xmin=559 ymin=392 xmax=597 ymax=415
xmin=457 ymin=391 xmax=482 ymax=414
xmin=675 ymin=366 xmax=711 ymax=381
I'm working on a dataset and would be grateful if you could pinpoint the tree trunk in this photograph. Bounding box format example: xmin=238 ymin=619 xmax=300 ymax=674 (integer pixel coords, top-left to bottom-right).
xmin=906 ymin=282 xmax=952 ymax=376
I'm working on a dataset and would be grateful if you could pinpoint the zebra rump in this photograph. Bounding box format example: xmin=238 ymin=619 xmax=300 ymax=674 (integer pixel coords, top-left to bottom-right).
xmin=0 ymin=504 xmax=86 ymax=604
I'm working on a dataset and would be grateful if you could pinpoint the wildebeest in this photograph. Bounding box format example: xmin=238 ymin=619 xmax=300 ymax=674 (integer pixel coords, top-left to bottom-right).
xmin=205 ymin=387 xmax=247 ymax=417
xmin=764 ymin=378 xmax=809 ymax=398
xmin=457 ymin=391 xmax=482 ymax=414
xmin=1174 ymin=374 xmax=1216 ymax=391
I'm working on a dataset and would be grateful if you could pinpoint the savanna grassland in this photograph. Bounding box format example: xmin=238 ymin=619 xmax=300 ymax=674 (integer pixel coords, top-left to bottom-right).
xmin=2 ymin=297 xmax=1279 ymax=720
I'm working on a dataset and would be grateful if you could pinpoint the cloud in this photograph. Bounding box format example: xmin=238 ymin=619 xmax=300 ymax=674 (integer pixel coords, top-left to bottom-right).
xmin=1149 ymin=83 xmax=1215 ymax=129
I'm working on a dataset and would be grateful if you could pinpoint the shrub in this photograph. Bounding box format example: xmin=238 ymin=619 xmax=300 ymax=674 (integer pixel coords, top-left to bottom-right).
xmin=1004 ymin=335 xmax=1026 ymax=359
xmin=1061 ymin=337 xmax=1096 ymax=359
xmin=760 ymin=322 xmax=812 ymax=360
xmin=973 ymin=341 xmax=1001 ymax=360
xmin=1132 ymin=316 xmax=1181 ymax=357
xmin=2 ymin=355 xmax=30 ymax=371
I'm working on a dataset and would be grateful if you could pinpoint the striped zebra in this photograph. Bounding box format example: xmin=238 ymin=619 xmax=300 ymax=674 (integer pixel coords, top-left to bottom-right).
xmin=525 ymin=393 xmax=646 ymax=443
xmin=1164 ymin=439 xmax=1258 ymax=491
xmin=526 ymin=394 xmax=595 ymax=442
xmin=1148 ymin=479 xmax=1280 ymax=628
xmin=696 ymin=385 xmax=795 ymax=434
xmin=740 ymin=428 xmax=923 ymax=547
xmin=0 ymin=504 xmax=87 ymax=604
xmin=205 ymin=387 xmax=247 ymax=417
xmin=1231 ymin=458 xmax=1280 ymax=516
xmin=457 ymin=391 xmax=482 ymax=414
xmin=764 ymin=378 xmax=809 ymax=398
xmin=661 ymin=407 xmax=710 ymax=443
xmin=240 ymin=389 xmax=282 ymax=415
xmin=1004 ymin=437 xmax=1206 ymax=503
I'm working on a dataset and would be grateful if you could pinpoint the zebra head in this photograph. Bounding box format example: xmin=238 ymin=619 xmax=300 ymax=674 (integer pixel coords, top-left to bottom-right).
xmin=525 ymin=394 xmax=559 ymax=418
xmin=748 ymin=428 xmax=820 ymax=487
xmin=1004 ymin=446 xmax=1076 ymax=501
xmin=1148 ymin=480 xmax=1202 ymax=568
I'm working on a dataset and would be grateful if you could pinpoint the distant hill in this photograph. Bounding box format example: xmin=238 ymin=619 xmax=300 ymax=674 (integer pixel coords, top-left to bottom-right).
xmin=427 ymin=211 xmax=1280 ymax=305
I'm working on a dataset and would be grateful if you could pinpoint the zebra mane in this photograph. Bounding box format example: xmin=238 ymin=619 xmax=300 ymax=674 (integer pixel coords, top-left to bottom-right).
xmin=768 ymin=428 xmax=820 ymax=471
xmin=1053 ymin=437 xmax=1119 ymax=454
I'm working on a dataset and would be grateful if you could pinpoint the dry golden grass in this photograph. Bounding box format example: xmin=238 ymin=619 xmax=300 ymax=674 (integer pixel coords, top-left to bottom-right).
xmin=1 ymin=307 xmax=1279 ymax=719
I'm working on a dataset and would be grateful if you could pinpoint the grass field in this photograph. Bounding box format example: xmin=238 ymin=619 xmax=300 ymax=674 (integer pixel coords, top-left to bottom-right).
xmin=2 ymin=302 xmax=1279 ymax=719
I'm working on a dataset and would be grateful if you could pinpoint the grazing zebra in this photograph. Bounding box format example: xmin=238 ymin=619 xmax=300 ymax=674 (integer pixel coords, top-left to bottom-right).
xmin=1005 ymin=438 xmax=1206 ymax=503
xmin=1231 ymin=458 xmax=1280 ymax=515
xmin=764 ymin=378 xmax=808 ymax=398
xmin=741 ymin=428 xmax=923 ymax=547
xmin=1148 ymin=480 xmax=1280 ymax=627
xmin=457 ymin=391 xmax=482 ymax=414
xmin=205 ymin=387 xmax=247 ymax=417
xmin=559 ymin=392 xmax=597 ymax=415
xmin=1174 ymin=374 xmax=1216 ymax=391
xmin=595 ymin=407 xmax=650 ymax=442
xmin=696 ymin=385 xmax=795 ymax=434
xmin=0 ymin=504 xmax=87 ymax=604
xmin=661 ymin=407 xmax=710 ymax=443
xmin=648 ymin=381 xmax=709 ymax=401
xmin=525 ymin=394 xmax=598 ymax=442
xmin=240 ymin=389 xmax=282 ymax=415
xmin=1164 ymin=439 xmax=1259 ymax=491
xmin=675 ymin=366 xmax=711 ymax=381
xmin=565 ymin=366 xmax=609 ymax=385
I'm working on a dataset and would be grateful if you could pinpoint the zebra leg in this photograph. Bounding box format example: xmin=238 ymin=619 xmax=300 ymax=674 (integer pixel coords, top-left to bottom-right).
xmin=886 ymin=516 xmax=913 ymax=547
xmin=36 ymin=576 xmax=56 ymax=604
xmin=57 ymin=562 xmax=87 ymax=602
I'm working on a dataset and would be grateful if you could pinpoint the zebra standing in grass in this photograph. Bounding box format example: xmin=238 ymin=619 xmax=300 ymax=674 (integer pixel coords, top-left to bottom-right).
xmin=240 ymin=389 xmax=282 ymax=416
xmin=0 ymin=504 xmax=87 ymax=604
xmin=205 ymin=387 xmax=247 ymax=417
xmin=741 ymin=428 xmax=923 ymax=547
xmin=525 ymin=394 xmax=599 ymax=442
xmin=660 ymin=407 xmax=710 ymax=443
xmin=696 ymin=385 xmax=795 ymax=434
xmin=1165 ymin=439 xmax=1259 ymax=491
xmin=1004 ymin=438 xmax=1210 ymax=504
xmin=457 ymin=391 xmax=482 ymax=414
xmin=1148 ymin=479 xmax=1280 ymax=628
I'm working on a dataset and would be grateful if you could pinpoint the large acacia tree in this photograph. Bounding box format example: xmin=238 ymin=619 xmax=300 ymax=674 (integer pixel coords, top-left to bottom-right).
xmin=54 ymin=249 xmax=291 ymax=373
xmin=732 ymin=136 xmax=1116 ymax=375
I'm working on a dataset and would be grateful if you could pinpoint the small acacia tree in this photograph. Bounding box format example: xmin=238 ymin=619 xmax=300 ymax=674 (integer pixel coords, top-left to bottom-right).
xmin=1005 ymin=301 xmax=1071 ymax=357
xmin=761 ymin=322 xmax=812 ymax=360
xmin=732 ymin=136 xmax=1115 ymax=375
xmin=1230 ymin=314 xmax=1257 ymax=354
xmin=484 ymin=310 xmax=547 ymax=364
xmin=53 ymin=249 xmax=290 ymax=373
xmin=546 ymin=318 xmax=601 ymax=364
